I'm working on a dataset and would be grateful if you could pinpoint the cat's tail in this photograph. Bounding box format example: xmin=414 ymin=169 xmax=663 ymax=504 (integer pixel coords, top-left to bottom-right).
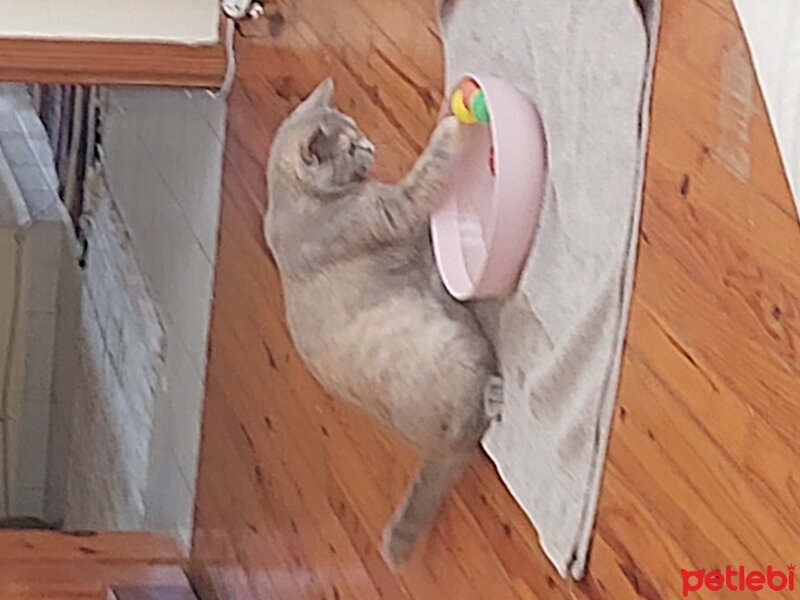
xmin=381 ymin=449 xmax=476 ymax=566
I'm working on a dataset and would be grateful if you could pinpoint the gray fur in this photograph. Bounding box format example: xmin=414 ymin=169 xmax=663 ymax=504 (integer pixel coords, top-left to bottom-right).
xmin=264 ymin=79 xmax=496 ymax=565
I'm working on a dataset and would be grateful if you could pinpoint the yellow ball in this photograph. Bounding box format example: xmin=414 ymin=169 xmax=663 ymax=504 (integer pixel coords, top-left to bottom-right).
xmin=451 ymin=89 xmax=476 ymax=124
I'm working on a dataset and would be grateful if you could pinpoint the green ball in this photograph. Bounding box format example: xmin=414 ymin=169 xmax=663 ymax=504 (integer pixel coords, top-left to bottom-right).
xmin=470 ymin=90 xmax=490 ymax=123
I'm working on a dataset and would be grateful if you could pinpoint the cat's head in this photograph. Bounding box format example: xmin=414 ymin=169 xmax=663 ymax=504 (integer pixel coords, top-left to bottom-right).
xmin=272 ymin=78 xmax=375 ymax=195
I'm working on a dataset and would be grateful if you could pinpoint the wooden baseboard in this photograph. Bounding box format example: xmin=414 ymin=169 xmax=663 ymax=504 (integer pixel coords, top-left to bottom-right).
xmin=0 ymin=38 xmax=227 ymax=88
xmin=0 ymin=531 xmax=192 ymax=599
xmin=110 ymin=585 xmax=198 ymax=600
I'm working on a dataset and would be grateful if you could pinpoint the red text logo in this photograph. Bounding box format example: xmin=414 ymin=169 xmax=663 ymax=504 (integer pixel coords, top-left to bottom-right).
xmin=681 ymin=565 xmax=795 ymax=596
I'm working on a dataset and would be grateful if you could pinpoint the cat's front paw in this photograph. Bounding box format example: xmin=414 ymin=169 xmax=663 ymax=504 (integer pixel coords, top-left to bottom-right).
xmin=425 ymin=116 xmax=464 ymax=163
xmin=434 ymin=115 xmax=462 ymax=153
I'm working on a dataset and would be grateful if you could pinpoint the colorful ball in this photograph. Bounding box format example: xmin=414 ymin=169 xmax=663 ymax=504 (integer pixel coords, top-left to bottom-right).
xmin=469 ymin=90 xmax=490 ymax=123
xmin=459 ymin=79 xmax=480 ymax=106
xmin=451 ymin=89 xmax=476 ymax=124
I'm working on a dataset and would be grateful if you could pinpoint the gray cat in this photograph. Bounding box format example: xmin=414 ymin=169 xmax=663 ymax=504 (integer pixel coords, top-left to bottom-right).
xmin=264 ymin=79 xmax=497 ymax=565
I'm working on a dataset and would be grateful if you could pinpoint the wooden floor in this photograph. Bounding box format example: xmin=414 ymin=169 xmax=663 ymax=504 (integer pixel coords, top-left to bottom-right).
xmin=190 ymin=0 xmax=800 ymax=598
xmin=0 ymin=531 xmax=193 ymax=599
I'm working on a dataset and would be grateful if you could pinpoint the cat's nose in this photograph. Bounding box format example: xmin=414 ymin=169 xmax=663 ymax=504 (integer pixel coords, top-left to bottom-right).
xmin=354 ymin=148 xmax=374 ymax=166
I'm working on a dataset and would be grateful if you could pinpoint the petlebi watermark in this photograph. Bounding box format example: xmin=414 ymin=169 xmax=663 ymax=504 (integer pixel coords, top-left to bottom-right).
xmin=681 ymin=565 xmax=796 ymax=596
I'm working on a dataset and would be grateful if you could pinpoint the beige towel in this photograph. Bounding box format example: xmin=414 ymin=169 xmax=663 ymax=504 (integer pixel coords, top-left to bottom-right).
xmin=440 ymin=0 xmax=662 ymax=579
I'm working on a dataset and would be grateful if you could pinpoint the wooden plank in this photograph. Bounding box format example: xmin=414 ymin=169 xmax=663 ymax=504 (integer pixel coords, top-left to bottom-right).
xmin=0 ymin=38 xmax=226 ymax=87
xmin=0 ymin=532 xmax=185 ymax=566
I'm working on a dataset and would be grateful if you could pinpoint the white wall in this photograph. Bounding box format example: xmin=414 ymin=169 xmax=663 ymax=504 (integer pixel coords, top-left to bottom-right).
xmin=0 ymin=1 xmax=219 ymax=44
xmin=0 ymin=85 xmax=67 ymax=520
xmin=0 ymin=154 xmax=27 ymax=519
xmin=101 ymin=87 xmax=225 ymax=548
xmin=734 ymin=0 xmax=800 ymax=218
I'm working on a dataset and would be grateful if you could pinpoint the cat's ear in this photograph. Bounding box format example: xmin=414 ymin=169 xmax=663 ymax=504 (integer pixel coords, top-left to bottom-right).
xmin=294 ymin=78 xmax=334 ymax=116
xmin=300 ymin=125 xmax=337 ymax=165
